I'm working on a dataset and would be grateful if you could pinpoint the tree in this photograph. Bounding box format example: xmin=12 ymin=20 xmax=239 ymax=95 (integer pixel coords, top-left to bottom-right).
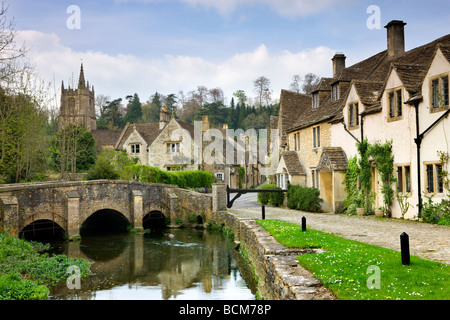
xmin=124 ymin=93 xmax=142 ymax=124
xmin=0 ymin=89 xmax=48 ymax=182
xmin=0 ymin=0 xmax=32 ymax=87
xmin=97 ymin=98 xmax=124 ymax=129
xmin=302 ymin=73 xmax=321 ymax=94
xmin=253 ymin=76 xmax=271 ymax=108
xmin=289 ymin=74 xmax=302 ymax=93
xmin=233 ymin=90 xmax=247 ymax=106
xmin=52 ymin=124 xmax=96 ymax=175
xmin=165 ymin=93 xmax=178 ymax=116
xmin=208 ymin=87 xmax=224 ymax=103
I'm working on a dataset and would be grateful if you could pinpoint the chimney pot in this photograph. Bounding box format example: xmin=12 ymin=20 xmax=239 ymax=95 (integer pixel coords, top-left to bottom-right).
xmin=385 ymin=20 xmax=407 ymax=59
xmin=332 ymin=53 xmax=346 ymax=78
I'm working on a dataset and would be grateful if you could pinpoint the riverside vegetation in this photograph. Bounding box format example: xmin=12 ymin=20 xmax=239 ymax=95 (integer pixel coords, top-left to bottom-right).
xmin=0 ymin=233 xmax=92 ymax=300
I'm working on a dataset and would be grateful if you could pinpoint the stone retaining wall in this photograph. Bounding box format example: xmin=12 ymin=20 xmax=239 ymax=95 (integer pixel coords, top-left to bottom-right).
xmin=212 ymin=210 xmax=334 ymax=300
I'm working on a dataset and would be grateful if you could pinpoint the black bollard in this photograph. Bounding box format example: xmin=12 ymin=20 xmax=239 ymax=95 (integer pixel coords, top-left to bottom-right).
xmin=262 ymin=205 xmax=265 ymax=220
xmin=302 ymin=216 xmax=306 ymax=232
xmin=400 ymin=232 xmax=410 ymax=265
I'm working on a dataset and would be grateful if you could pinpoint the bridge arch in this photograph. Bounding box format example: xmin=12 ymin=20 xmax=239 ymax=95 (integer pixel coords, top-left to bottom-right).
xmin=142 ymin=210 xmax=168 ymax=230
xmin=80 ymin=208 xmax=130 ymax=236
xmin=19 ymin=219 xmax=66 ymax=241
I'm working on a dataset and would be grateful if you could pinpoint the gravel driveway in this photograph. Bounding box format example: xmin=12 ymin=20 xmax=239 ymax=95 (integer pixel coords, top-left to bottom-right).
xmin=229 ymin=206 xmax=450 ymax=265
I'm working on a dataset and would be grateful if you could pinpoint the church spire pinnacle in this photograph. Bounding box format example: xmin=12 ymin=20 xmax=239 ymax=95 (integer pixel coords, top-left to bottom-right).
xmin=78 ymin=63 xmax=86 ymax=89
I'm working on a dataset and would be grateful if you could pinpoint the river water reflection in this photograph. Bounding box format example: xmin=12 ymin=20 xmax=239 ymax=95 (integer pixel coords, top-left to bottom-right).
xmin=49 ymin=228 xmax=256 ymax=300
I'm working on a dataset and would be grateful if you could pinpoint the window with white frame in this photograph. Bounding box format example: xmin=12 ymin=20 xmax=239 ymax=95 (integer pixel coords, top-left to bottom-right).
xmin=312 ymin=93 xmax=319 ymax=109
xmin=130 ymin=144 xmax=140 ymax=154
xmin=166 ymin=142 xmax=180 ymax=154
xmin=215 ymin=172 xmax=224 ymax=181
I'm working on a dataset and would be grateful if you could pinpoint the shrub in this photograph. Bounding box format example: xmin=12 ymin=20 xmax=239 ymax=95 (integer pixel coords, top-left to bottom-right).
xmin=421 ymin=197 xmax=450 ymax=225
xmin=121 ymin=165 xmax=214 ymax=189
xmin=257 ymin=184 xmax=277 ymax=205
xmin=287 ymin=185 xmax=323 ymax=212
xmin=86 ymin=156 xmax=119 ymax=180
xmin=269 ymin=187 xmax=285 ymax=207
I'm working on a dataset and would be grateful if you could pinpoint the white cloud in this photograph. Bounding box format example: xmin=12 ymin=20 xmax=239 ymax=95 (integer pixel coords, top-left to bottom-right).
xmin=17 ymin=30 xmax=334 ymax=106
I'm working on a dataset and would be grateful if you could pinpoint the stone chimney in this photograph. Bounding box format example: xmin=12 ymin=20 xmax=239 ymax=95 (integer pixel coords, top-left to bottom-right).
xmin=159 ymin=106 xmax=170 ymax=129
xmin=332 ymin=53 xmax=346 ymax=78
xmin=385 ymin=20 xmax=407 ymax=59
xmin=202 ymin=115 xmax=210 ymax=132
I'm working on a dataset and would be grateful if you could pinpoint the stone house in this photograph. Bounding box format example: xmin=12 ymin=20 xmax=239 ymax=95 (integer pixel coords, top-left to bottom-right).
xmin=274 ymin=20 xmax=450 ymax=218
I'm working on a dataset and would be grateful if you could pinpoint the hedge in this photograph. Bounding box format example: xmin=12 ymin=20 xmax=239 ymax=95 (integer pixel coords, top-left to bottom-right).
xmin=257 ymin=184 xmax=284 ymax=206
xmin=121 ymin=165 xmax=214 ymax=189
xmin=287 ymin=185 xmax=323 ymax=212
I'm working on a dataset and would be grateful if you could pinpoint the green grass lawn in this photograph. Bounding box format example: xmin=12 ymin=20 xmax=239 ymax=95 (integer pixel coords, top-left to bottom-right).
xmin=257 ymin=219 xmax=450 ymax=300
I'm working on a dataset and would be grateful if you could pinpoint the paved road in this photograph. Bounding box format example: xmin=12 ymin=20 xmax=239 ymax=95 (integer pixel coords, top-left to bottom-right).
xmin=228 ymin=205 xmax=450 ymax=265
xmin=228 ymin=192 xmax=260 ymax=209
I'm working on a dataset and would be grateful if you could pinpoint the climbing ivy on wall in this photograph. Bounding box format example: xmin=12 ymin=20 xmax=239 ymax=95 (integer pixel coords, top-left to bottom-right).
xmin=345 ymin=139 xmax=396 ymax=215
xmin=357 ymin=138 xmax=373 ymax=214
xmin=369 ymin=140 xmax=395 ymax=216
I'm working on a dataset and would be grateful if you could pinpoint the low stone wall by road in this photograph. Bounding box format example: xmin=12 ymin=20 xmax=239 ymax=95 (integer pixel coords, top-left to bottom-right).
xmin=212 ymin=210 xmax=334 ymax=300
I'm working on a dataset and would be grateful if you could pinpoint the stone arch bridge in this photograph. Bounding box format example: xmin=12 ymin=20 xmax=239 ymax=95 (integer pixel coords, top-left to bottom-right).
xmin=0 ymin=180 xmax=215 ymax=240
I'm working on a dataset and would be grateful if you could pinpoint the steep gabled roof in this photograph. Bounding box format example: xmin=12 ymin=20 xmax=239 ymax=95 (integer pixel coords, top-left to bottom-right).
xmin=278 ymin=89 xmax=311 ymax=141
xmin=281 ymin=151 xmax=305 ymax=176
xmin=115 ymin=122 xmax=161 ymax=149
xmin=317 ymin=147 xmax=348 ymax=172
xmin=91 ymin=129 xmax=123 ymax=148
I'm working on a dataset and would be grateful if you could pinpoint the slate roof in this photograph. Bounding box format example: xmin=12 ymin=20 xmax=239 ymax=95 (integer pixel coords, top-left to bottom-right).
xmin=287 ymin=33 xmax=450 ymax=132
xmin=115 ymin=123 xmax=162 ymax=149
xmin=281 ymin=151 xmax=305 ymax=176
xmin=316 ymin=147 xmax=348 ymax=172
xmin=278 ymin=89 xmax=311 ymax=142
xmin=91 ymin=129 xmax=123 ymax=148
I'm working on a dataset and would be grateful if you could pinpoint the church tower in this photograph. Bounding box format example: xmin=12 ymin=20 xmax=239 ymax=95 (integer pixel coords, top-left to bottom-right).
xmin=59 ymin=63 xmax=96 ymax=131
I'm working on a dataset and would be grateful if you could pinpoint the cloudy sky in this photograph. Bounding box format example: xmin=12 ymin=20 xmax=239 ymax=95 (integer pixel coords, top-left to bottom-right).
xmin=8 ymin=0 xmax=450 ymax=108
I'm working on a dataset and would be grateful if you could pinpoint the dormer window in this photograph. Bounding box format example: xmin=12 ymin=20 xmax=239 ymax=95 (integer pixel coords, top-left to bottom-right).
xmin=348 ymin=102 xmax=359 ymax=129
xmin=387 ymin=87 xmax=403 ymax=121
xmin=332 ymin=84 xmax=339 ymax=102
xmin=431 ymin=74 xmax=449 ymax=111
xmin=312 ymin=93 xmax=319 ymax=108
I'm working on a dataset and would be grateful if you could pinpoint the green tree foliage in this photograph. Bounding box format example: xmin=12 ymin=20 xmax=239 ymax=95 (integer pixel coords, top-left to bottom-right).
xmin=124 ymin=93 xmax=142 ymax=124
xmin=256 ymin=183 xmax=285 ymax=207
xmin=165 ymin=93 xmax=177 ymax=116
xmin=97 ymin=98 xmax=124 ymax=129
xmin=357 ymin=138 xmax=373 ymax=214
xmin=121 ymin=164 xmax=214 ymax=189
xmin=86 ymin=149 xmax=137 ymax=180
xmin=0 ymin=88 xmax=50 ymax=183
xmin=369 ymin=140 xmax=395 ymax=215
xmin=287 ymin=184 xmax=323 ymax=212
xmin=51 ymin=124 xmax=96 ymax=173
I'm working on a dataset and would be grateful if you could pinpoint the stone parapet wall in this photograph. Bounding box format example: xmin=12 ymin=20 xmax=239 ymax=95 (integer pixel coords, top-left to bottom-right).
xmin=212 ymin=210 xmax=333 ymax=300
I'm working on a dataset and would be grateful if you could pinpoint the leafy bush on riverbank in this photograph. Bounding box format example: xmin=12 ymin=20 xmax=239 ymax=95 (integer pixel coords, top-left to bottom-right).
xmin=0 ymin=233 xmax=92 ymax=300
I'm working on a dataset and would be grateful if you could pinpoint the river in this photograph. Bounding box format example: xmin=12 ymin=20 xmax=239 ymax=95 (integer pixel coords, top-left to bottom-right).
xmin=47 ymin=228 xmax=257 ymax=300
